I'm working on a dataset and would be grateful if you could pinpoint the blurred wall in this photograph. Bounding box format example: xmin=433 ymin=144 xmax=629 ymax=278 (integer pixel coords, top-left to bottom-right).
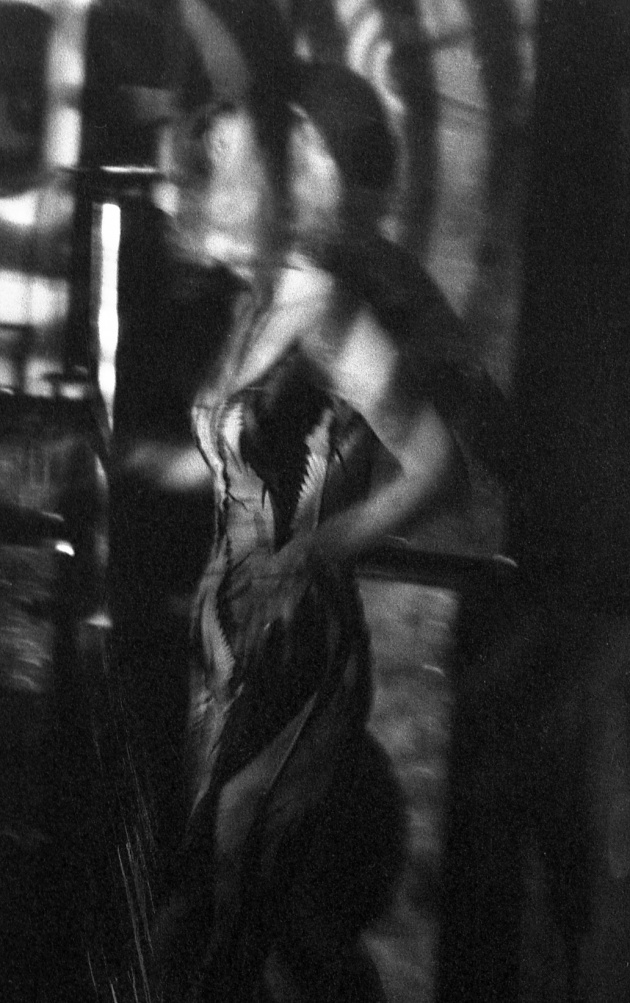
xmin=0 ymin=0 xmax=535 ymax=393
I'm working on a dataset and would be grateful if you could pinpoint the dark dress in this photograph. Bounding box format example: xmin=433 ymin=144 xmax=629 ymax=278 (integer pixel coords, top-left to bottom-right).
xmin=157 ymin=269 xmax=405 ymax=1002
xmin=152 ymin=248 xmax=512 ymax=1001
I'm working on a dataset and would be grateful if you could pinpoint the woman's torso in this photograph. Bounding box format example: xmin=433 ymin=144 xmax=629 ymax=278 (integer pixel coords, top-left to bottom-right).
xmin=187 ymin=267 xmax=376 ymax=793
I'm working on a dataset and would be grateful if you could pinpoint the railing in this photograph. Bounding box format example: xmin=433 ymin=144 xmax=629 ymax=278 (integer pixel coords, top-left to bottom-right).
xmin=360 ymin=539 xmax=517 ymax=592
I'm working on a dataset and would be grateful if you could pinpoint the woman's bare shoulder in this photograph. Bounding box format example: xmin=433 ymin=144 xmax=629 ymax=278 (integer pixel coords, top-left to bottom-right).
xmin=302 ymin=300 xmax=426 ymax=415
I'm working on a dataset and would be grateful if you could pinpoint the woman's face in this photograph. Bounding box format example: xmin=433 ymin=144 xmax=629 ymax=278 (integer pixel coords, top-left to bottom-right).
xmin=288 ymin=108 xmax=343 ymax=246
xmin=162 ymin=101 xmax=345 ymax=275
xmin=165 ymin=103 xmax=273 ymax=279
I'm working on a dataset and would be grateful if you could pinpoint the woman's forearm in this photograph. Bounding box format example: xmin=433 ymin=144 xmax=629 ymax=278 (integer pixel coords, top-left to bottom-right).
xmin=312 ymin=442 xmax=455 ymax=566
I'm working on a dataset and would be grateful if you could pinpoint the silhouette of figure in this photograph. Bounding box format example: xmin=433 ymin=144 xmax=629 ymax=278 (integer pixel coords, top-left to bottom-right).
xmin=146 ymin=57 xmax=481 ymax=1002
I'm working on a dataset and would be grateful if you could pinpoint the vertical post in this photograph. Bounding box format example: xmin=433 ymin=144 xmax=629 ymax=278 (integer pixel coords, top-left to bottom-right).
xmin=438 ymin=2 xmax=630 ymax=1000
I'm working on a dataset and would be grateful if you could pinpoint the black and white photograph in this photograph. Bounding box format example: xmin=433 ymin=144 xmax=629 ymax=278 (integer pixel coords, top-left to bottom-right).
xmin=0 ymin=1 xmax=628 ymax=1000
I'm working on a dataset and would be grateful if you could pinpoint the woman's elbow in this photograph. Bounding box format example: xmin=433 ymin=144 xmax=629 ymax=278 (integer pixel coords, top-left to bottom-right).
xmin=409 ymin=416 xmax=470 ymax=515
xmin=439 ymin=434 xmax=471 ymax=510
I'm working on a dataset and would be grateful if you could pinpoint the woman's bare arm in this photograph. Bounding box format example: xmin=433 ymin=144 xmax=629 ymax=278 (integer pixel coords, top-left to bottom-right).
xmin=308 ymin=304 xmax=457 ymax=565
xmin=232 ymin=302 xmax=459 ymax=656
xmin=313 ymin=404 xmax=455 ymax=565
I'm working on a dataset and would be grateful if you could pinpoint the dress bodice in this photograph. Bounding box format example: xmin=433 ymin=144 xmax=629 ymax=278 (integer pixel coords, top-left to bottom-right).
xmin=188 ymin=332 xmax=374 ymax=741
xmin=185 ymin=347 xmax=373 ymax=807
xmin=193 ymin=346 xmax=374 ymax=560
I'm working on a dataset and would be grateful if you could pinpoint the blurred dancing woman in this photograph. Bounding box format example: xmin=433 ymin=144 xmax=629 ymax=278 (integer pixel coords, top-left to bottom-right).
xmin=147 ymin=51 xmax=506 ymax=1003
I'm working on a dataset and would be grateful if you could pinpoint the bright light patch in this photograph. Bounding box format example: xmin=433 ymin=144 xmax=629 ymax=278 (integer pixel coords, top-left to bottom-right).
xmin=347 ymin=9 xmax=385 ymax=71
xmin=153 ymin=179 xmax=180 ymax=219
xmin=0 ymin=269 xmax=69 ymax=327
xmin=338 ymin=0 xmax=364 ymax=20
xmin=98 ymin=359 xmax=117 ymax=409
xmin=96 ymin=202 xmax=121 ymax=423
xmin=43 ymin=0 xmax=93 ymax=171
xmin=420 ymin=0 xmax=472 ymax=37
xmin=0 ymin=191 xmax=39 ymax=229
xmin=46 ymin=106 xmax=82 ymax=169
xmin=153 ymin=124 xmax=180 ymax=216
xmin=55 ymin=540 xmax=75 ymax=557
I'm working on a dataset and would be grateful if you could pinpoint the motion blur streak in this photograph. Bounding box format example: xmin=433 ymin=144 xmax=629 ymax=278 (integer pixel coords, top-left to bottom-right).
xmin=96 ymin=201 xmax=121 ymax=425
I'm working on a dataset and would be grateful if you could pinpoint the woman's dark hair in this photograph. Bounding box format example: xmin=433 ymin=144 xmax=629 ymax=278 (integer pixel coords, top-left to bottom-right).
xmin=289 ymin=61 xmax=399 ymax=272
xmin=293 ymin=62 xmax=397 ymax=195
xmin=330 ymin=233 xmax=515 ymax=485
